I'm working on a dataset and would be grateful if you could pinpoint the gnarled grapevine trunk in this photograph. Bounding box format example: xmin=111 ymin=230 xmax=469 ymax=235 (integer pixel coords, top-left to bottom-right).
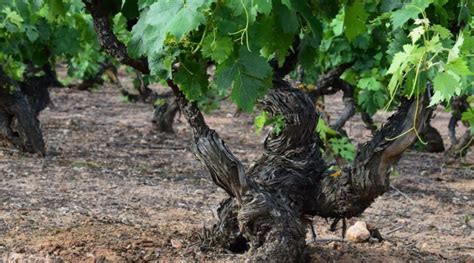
xmin=447 ymin=96 xmax=472 ymax=158
xmin=418 ymin=112 xmax=444 ymax=153
xmin=192 ymin=79 xmax=432 ymax=261
xmin=84 ymin=4 xmax=433 ymax=260
xmin=0 ymin=67 xmax=49 ymax=155
xmin=152 ymin=94 xmax=179 ymax=133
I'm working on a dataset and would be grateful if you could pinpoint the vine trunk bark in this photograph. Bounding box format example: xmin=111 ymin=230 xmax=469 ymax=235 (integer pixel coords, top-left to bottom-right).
xmin=0 ymin=65 xmax=52 ymax=155
xmin=447 ymin=96 xmax=472 ymax=158
xmin=152 ymin=94 xmax=179 ymax=133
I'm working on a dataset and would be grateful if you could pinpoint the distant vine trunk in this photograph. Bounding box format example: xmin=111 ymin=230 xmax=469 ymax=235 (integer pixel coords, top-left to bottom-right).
xmin=119 ymin=72 xmax=179 ymax=133
xmin=120 ymin=70 xmax=156 ymax=103
xmin=74 ymin=61 xmax=118 ymax=91
xmin=85 ymin=3 xmax=433 ymax=260
xmin=447 ymin=96 xmax=472 ymax=158
xmin=0 ymin=66 xmax=51 ymax=155
xmin=151 ymin=92 xmax=179 ymax=133
xmin=419 ymin=112 xmax=444 ymax=153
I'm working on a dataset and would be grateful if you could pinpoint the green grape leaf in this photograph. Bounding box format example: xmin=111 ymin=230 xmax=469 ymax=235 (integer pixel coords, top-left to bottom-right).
xmin=358 ymin=89 xmax=386 ymax=115
xmin=201 ymin=35 xmax=234 ymax=64
xmin=0 ymin=54 xmax=25 ymax=80
xmin=461 ymin=108 xmax=474 ymax=135
xmin=271 ymin=115 xmax=285 ymax=136
xmin=252 ymin=15 xmax=294 ymax=66
xmin=255 ymin=111 xmax=285 ymax=135
xmin=129 ymin=0 xmax=212 ymax=57
xmin=47 ymin=0 xmax=66 ymax=17
xmin=448 ymin=33 xmax=464 ymax=62
xmin=429 ymin=71 xmax=460 ymax=106
xmin=52 ymin=26 xmax=80 ymax=55
xmin=387 ymin=44 xmax=424 ymax=96
xmin=315 ymin=118 xmax=337 ymax=142
xmin=254 ymin=0 xmax=272 ymax=15
xmin=445 ymin=57 xmax=472 ymax=77
xmin=148 ymin=48 xmax=180 ymax=80
xmin=287 ymin=0 xmax=322 ymax=42
xmin=391 ymin=0 xmax=433 ymax=29
xmin=387 ymin=46 xmax=411 ymax=75
xmin=298 ymin=34 xmax=318 ymax=68
xmin=408 ymin=25 xmax=425 ymax=43
xmin=432 ymin=24 xmax=452 ymax=39
xmin=274 ymin=2 xmax=298 ymax=34
xmin=344 ymin=0 xmax=368 ymax=41
xmin=330 ymin=12 xmax=344 ymax=36
xmin=1 ymin=7 xmax=24 ymax=32
xmin=387 ymin=30 xmax=409 ymax=58
xmin=255 ymin=111 xmax=268 ymax=133
xmin=225 ymin=0 xmax=264 ymax=23
xmin=174 ymin=59 xmax=209 ymax=101
xmin=461 ymin=34 xmax=474 ymax=54
xmin=357 ymin=76 xmax=384 ymax=91
xmin=215 ymin=47 xmax=272 ymax=111
xmin=25 ymin=25 xmax=39 ymax=42
xmin=424 ymin=34 xmax=443 ymax=54
xmin=329 ymin=137 xmax=356 ymax=162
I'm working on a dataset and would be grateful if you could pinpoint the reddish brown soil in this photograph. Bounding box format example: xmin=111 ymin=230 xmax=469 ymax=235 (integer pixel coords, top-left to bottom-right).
xmin=0 ymin=84 xmax=472 ymax=262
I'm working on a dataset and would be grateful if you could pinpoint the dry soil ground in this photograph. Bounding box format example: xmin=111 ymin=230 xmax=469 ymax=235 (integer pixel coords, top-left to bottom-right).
xmin=0 ymin=82 xmax=473 ymax=262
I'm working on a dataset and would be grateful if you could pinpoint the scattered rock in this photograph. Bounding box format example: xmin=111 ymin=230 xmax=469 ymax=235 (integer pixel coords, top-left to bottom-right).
xmin=345 ymin=221 xmax=370 ymax=243
xmin=420 ymin=242 xmax=430 ymax=250
xmin=170 ymin=239 xmax=183 ymax=249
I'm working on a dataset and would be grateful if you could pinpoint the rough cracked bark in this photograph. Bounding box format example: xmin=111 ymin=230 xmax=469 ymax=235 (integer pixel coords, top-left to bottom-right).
xmin=0 ymin=67 xmax=48 ymax=155
xmin=84 ymin=0 xmax=149 ymax=74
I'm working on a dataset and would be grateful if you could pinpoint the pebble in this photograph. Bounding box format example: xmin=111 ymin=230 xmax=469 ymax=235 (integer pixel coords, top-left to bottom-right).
xmin=420 ymin=242 xmax=430 ymax=250
xmin=345 ymin=221 xmax=371 ymax=243
xmin=170 ymin=239 xmax=183 ymax=249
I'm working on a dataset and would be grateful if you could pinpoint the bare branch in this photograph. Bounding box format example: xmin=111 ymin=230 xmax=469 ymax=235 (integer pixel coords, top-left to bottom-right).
xmin=329 ymin=79 xmax=356 ymax=131
xmin=167 ymin=80 xmax=248 ymax=202
xmin=306 ymin=63 xmax=357 ymax=131
xmin=310 ymin=62 xmax=354 ymax=97
xmin=83 ymin=0 xmax=150 ymax=74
